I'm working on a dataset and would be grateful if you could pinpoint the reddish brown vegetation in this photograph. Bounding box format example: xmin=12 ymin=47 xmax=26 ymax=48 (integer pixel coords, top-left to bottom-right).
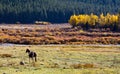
xmin=70 ymin=63 xmax=95 ymax=69
xmin=0 ymin=24 xmax=120 ymax=45
xmin=0 ymin=53 xmax=12 ymax=58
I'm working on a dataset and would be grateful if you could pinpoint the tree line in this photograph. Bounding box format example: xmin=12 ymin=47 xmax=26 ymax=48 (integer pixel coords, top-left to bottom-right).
xmin=0 ymin=0 xmax=120 ymax=23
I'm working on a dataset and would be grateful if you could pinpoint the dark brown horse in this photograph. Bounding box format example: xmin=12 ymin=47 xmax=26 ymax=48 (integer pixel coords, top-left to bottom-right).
xmin=26 ymin=49 xmax=37 ymax=62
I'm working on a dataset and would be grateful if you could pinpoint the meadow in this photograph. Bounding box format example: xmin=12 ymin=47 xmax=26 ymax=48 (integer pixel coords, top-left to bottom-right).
xmin=0 ymin=24 xmax=120 ymax=45
xmin=0 ymin=24 xmax=120 ymax=74
xmin=0 ymin=45 xmax=120 ymax=74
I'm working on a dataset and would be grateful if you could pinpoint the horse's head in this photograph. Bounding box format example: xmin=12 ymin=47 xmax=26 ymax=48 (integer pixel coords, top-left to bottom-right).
xmin=26 ymin=49 xmax=30 ymax=53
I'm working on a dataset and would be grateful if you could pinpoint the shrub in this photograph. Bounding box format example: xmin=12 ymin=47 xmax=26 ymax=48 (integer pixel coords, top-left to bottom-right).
xmin=0 ymin=54 xmax=12 ymax=58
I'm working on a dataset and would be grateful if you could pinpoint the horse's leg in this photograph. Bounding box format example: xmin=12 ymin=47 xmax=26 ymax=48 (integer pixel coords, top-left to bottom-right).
xmin=35 ymin=56 xmax=37 ymax=62
xmin=32 ymin=57 xmax=34 ymax=63
xmin=29 ymin=57 xmax=30 ymax=63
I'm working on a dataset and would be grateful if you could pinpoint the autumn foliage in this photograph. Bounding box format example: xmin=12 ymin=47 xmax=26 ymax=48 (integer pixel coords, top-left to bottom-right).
xmin=69 ymin=13 xmax=120 ymax=31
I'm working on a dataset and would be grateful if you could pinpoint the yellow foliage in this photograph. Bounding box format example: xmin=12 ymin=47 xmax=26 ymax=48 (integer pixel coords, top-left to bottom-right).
xmin=69 ymin=13 xmax=119 ymax=29
xmin=69 ymin=14 xmax=78 ymax=26
xmin=89 ymin=13 xmax=98 ymax=26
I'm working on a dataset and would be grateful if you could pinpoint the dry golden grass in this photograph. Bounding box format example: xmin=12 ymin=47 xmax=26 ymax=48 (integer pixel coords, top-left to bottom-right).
xmin=0 ymin=45 xmax=119 ymax=74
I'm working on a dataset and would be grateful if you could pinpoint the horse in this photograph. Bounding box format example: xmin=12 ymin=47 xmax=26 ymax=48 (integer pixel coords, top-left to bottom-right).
xmin=26 ymin=49 xmax=37 ymax=62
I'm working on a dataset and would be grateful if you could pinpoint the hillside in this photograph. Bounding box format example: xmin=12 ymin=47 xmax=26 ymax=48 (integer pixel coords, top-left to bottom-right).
xmin=0 ymin=0 xmax=120 ymax=23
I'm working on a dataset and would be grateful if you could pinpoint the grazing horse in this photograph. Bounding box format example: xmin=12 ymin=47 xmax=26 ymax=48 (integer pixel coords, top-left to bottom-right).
xmin=26 ymin=49 xmax=37 ymax=62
